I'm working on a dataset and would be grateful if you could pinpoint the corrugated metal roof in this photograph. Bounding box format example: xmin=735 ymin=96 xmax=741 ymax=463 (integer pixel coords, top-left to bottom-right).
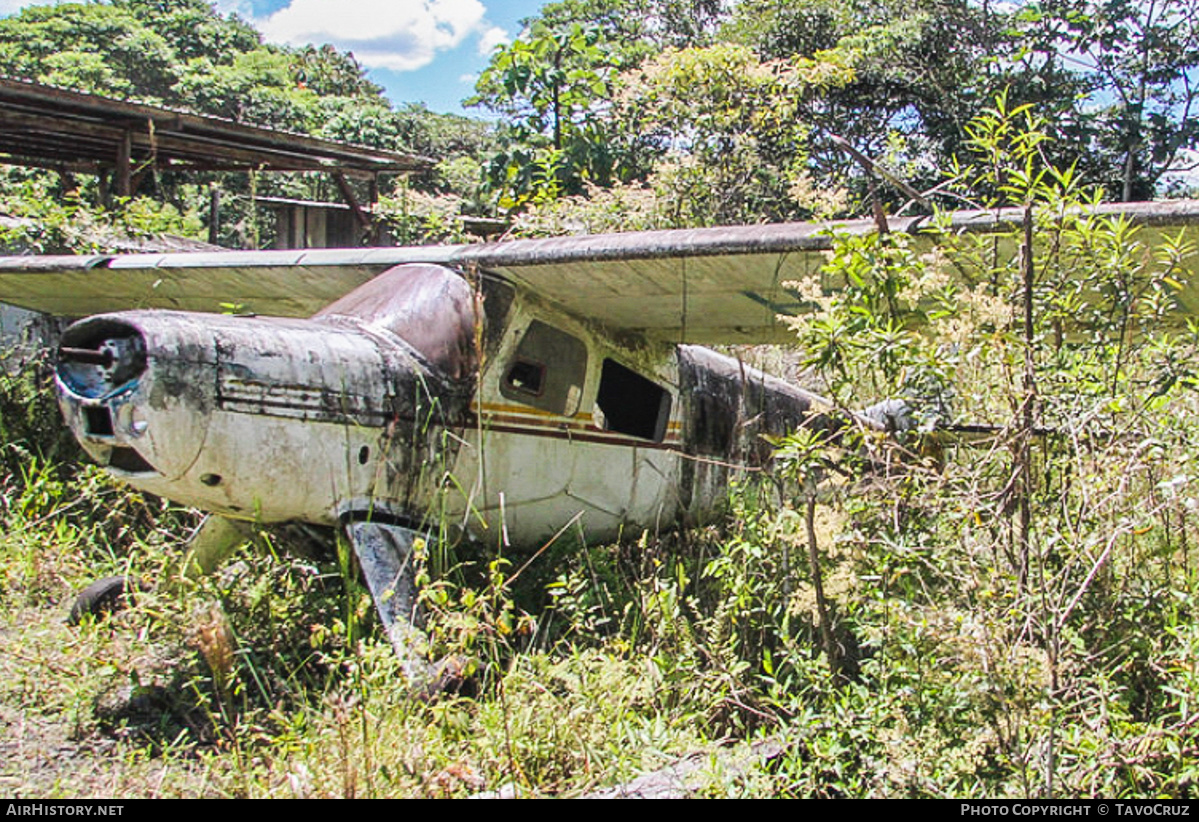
xmin=0 ymin=76 xmax=430 ymax=177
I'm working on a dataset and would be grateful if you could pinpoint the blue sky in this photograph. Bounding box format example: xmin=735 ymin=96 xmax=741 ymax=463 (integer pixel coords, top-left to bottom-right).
xmin=245 ymin=0 xmax=548 ymax=115
xmin=0 ymin=0 xmax=549 ymax=116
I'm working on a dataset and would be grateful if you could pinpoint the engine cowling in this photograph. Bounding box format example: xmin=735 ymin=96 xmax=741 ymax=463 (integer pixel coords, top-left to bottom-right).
xmin=55 ymin=263 xmax=478 ymax=525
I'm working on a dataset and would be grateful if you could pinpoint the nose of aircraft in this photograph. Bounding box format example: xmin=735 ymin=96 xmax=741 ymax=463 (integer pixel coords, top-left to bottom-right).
xmin=51 ymin=264 xmax=480 ymax=525
xmin=56 ymin=313 xmax=214 ymax=480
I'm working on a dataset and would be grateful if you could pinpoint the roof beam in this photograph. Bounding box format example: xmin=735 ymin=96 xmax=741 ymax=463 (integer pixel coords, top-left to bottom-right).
xmin=0 ymin=77 xmax=431 ymax=181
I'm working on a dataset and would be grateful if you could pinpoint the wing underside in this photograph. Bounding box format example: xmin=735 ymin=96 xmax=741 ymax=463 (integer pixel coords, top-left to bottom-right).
xmin=3 ymin=201 xmax=1199 ymax=345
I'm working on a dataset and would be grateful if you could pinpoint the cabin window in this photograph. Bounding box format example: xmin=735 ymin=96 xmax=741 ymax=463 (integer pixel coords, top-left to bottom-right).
xmin=596 ymin=359 xmax=672 ymax=442
xmin=500 ymin=320 xmax=587 ymax=416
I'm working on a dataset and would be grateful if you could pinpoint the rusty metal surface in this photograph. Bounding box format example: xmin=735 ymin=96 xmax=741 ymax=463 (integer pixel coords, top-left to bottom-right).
xmin=314 ymin=263 xmax=479 ymax=380
xmin=678 ymin=345 xmax=825 ymax=460
xmin=675 ymin=345 xmax=835 ymax=516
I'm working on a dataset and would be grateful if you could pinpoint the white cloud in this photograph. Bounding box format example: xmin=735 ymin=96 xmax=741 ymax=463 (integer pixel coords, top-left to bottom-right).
xmin=259 ymin=0 xmax=493 ymax=72
xmin=476 ymin=24 xmax=509 ymax=57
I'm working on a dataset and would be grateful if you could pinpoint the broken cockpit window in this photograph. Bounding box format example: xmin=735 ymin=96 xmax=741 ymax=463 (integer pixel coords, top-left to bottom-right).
xmin=500 ymin=320 xmax=587 ymax=416
xmin=596 ymin=359 xmax=672 ymax=442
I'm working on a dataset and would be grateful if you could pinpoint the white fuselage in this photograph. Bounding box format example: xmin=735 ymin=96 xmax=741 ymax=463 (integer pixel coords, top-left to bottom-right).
xmin=55 ymin=264 xmax=823 ymax=551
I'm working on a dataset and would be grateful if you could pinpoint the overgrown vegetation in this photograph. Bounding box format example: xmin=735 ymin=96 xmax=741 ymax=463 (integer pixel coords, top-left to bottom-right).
xmin=2 ymin=99 xmax=1198 ymax=797
xmin=2 ymin=0 xmax=1199 ymax=800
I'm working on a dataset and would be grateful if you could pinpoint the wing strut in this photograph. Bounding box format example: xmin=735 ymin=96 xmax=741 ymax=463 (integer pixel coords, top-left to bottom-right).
xmin=342 ymin=520 xmax=467 ymax=696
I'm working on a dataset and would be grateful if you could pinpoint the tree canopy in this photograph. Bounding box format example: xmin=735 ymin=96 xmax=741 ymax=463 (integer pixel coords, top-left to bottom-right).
xmin=473 ymin=0 xmax=1199 ymax=226
xmin=1 ymin=0 xmax=1197 ymax=239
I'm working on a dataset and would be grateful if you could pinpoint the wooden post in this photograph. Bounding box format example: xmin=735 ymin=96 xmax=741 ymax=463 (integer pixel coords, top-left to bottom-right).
xmin=333 ymin=171 xmax=372 ymax=245
xmin=57 ymin=168 xmax=79 ymax=197
xmin=208 ymin=184 xmax=221 ymax=246
xmin=368 ymin=174 xmax=380 ymax=244
xmin=115 ymin=130 xmax=132 ymax=200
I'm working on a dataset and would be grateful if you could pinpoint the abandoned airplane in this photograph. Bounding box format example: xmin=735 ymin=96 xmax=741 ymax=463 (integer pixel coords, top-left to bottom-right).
xmin=1 ymin=200 xmax=1198 ymax=688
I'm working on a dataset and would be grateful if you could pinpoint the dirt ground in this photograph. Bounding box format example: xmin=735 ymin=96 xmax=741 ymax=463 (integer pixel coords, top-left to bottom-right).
xmin=0 ymin=602 xmax=222 ymax=799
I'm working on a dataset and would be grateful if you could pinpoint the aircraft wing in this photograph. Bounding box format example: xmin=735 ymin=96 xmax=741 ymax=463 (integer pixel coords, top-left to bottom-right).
xmin=0 ymin=246 xmax=460 ymax=319
xmin=3 ymin=200 xmax=1199 ymax=345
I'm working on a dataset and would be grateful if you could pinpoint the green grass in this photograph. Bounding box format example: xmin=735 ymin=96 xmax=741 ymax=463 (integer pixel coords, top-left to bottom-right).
xmin=3 ymin=428 xmax=1197 ymax=797
xmin=5 ymin=320 xmax=1199 ymax=797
